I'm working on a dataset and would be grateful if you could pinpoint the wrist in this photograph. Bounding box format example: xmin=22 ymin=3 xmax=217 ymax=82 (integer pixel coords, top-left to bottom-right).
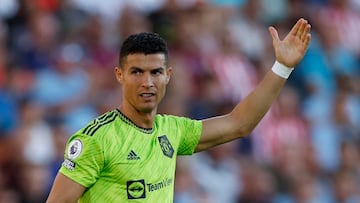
xmin=271 ymin=61 xmax=294 ymax=79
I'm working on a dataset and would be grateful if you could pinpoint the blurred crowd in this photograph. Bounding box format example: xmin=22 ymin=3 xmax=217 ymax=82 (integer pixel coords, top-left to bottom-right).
xmin=0 ymin=0 xmax=360 ymax=202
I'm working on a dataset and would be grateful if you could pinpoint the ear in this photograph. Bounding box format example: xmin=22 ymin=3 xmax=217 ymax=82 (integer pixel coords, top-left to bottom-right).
xmin=166 ymin=67 xmax=173 ymax=84
xmin=114 ymin=67 xmax=123 ymax=84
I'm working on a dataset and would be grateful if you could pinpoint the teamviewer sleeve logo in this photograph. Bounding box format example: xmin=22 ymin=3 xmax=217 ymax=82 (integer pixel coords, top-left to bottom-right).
xmin=127 ymin=179 xmax=146 ymax=199
xmin=158 ymin=135 xmax=174 ymax=158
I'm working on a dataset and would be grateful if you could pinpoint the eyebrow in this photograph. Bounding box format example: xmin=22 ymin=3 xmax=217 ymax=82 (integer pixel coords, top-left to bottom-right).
xmin=129 ymin=66 xmax=165 ymax=71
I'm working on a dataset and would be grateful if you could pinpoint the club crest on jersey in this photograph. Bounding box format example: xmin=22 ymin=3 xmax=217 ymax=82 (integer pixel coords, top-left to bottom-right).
xmin=67 ymin=139 xmax=83 ymax=160
xmin=158 ymin=135 xmax=174 ymax=158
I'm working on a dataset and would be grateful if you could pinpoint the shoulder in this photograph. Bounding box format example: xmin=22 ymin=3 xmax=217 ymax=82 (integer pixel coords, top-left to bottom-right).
xmin=80 ymin=110 xmax=119 ymax=137
xmin=155 ymin=114 xmax=202 ymax=127
xmin=65 ymin=111 xmax=120 ymax=156
xmin=155 ymin=114 xmax=189 ymax=122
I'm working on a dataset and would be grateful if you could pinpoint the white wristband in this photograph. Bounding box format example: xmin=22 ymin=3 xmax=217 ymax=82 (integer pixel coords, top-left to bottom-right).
xmin=271 ymin=61 xmax=294 ymax=79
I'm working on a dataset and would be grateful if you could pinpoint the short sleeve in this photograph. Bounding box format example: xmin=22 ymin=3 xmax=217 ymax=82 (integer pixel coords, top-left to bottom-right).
xmin=177 ymin=118 xmax=202 ymax=155
xmin=59 ymin=133 xmax=104 ymax=188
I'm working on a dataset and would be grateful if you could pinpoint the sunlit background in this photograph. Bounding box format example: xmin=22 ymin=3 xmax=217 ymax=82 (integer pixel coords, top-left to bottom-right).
xmin=0 ymin=0 xmax=360 ymax=202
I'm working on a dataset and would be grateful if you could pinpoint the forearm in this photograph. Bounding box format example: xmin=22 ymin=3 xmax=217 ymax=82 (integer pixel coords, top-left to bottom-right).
xmin=229 ymin=68 xmax=287 ymax=136
xmin=197 ymin=66 xmax=288 ymax=152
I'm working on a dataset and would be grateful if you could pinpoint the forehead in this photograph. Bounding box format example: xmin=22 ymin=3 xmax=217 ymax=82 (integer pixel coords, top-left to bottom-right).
xmin=122 ymin=53 xmax=167 ymax=70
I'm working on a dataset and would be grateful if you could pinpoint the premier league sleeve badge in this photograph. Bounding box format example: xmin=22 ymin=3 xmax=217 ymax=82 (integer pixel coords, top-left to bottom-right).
xmin=67 ymin=138 xmax=83 ymax=160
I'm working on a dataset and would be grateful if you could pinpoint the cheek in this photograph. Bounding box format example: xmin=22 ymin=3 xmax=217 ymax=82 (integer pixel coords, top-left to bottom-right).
xmin=122 ymin=82 xmax=137 ymax=97
xmin=158 ymin=86 xmax=166 ymax=96
xmin=157 ymin=82 xmax=168 ymax=98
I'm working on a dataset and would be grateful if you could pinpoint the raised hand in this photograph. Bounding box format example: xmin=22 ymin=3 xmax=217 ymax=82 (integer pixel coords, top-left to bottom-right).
xmin=269 ymin=18 xmax=311 ymax=68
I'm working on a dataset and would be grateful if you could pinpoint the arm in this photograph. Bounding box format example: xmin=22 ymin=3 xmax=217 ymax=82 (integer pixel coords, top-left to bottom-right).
xmin=195 ymin=18 xmax=311 ymax=152
xmin=46 ymin=173 xmax=86 ymax=203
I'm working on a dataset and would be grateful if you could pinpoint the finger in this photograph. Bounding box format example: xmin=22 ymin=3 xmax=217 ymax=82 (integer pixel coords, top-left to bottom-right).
xmin=296 ymin=19 xmax=308 ymax=38
xmin=289 ymin=18 xmax=304 ymax=37
xmin=301 ymin=24 xmax=311 ymax=42
xmin=304 ymin=33 xmax=311 ymax=50
xmin=268 ymin=26 xmax=280 ymax=42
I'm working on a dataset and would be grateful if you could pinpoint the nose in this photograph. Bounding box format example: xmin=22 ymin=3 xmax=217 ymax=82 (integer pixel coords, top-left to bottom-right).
xmin=141 ymin=73 xmax=154 ymax=88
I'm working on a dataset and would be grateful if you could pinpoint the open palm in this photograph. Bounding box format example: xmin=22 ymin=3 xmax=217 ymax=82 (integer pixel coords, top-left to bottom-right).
xmin=269 ymin=18 xmax=311 ymax=68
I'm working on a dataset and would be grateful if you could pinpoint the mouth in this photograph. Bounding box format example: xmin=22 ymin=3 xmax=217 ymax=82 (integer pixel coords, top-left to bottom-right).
xmin=139 ymin=93 xmax=155 ymax=99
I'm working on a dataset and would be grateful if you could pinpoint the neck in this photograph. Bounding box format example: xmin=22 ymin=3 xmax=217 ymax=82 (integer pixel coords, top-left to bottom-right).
xmin=118 ymin=106 xmax=156 ymax=129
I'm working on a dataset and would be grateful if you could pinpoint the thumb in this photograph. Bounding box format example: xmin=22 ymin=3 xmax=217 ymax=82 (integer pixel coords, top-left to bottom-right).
xmin=269 ymin=26 xmax=280 ymax=44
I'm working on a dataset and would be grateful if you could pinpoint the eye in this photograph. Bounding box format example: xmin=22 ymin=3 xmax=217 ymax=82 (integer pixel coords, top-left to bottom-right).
xmin=151 ymin=69 xmax=163 ymax=75
xmin=131 ymin=69 xmax=142 ymax=75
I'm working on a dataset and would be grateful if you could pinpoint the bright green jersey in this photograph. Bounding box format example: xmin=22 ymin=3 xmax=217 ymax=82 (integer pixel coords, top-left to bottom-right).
xmin=59 ymin=109 xmax=202 ymax=202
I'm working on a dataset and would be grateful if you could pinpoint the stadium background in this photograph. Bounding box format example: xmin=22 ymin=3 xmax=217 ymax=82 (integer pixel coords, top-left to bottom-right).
xmin=0 ymin=0 xmax=360 ymax=202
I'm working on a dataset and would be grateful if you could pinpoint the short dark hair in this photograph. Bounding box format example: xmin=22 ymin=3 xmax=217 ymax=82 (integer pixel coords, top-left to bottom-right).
xmin=119 ymin=32 xmax=169 ymax=66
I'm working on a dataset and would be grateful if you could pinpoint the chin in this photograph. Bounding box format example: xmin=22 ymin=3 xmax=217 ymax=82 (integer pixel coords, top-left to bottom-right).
xmin=138 ymin=105 xmax=156 ymax=114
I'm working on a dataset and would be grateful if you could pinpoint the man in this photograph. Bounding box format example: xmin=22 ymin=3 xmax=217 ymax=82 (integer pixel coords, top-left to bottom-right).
xmin=46 ymin=18 xmax=311 ymax=202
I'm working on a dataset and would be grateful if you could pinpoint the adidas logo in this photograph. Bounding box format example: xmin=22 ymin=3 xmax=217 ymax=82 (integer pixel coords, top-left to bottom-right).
xmin=127 ymin=150 xmax=140 ymax=160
